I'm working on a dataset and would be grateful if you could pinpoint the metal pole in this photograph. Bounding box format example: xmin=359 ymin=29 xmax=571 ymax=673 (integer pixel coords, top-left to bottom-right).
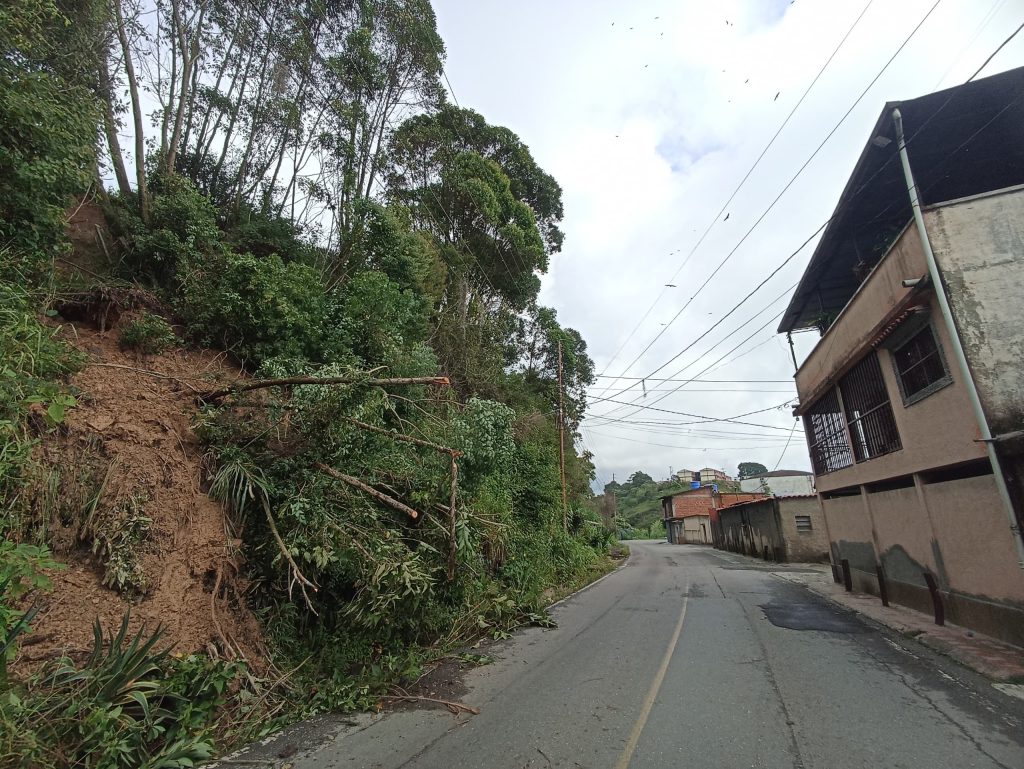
xmin=557 ymin=340 xmax=568 ymax=531
xmin=892 ymin=108 xmax=1024 ymax=568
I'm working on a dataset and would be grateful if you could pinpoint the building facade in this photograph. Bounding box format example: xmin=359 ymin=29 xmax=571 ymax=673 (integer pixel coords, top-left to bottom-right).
xmin=778 ymin=68 xmax=1024 ymax=645
xmin=715 ymin=496 xmax=829 ymax=563
xmin=662 ymin=487 xmax=765 ymax=545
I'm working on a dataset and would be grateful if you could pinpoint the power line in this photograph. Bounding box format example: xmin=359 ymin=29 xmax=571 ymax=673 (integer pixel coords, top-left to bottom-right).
xmin=590 ymin=280 xmax=795 ymax=396
xmin=772 ymin=420 xmax=801 ymax=471
xmin=596 ymin=0 xmax=877 ymax=381
xmin=591 ymin=6 xmax=1016 ymax=425
xmin=592 ymin=376 xmax=792 ymax=383
xmin=603 ymin=0 xmax=944 ymax=392
xmin=586 ymin=396 xmax=796 ymax=431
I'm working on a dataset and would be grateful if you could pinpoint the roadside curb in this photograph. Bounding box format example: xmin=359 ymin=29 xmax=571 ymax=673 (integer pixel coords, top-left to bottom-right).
xmin=772 ymin=569 xmax=1024 ymax=683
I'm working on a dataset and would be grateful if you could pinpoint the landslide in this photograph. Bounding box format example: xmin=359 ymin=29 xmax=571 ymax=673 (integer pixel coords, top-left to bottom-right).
xmin=14 ymin=307 xmax=265 ymax=672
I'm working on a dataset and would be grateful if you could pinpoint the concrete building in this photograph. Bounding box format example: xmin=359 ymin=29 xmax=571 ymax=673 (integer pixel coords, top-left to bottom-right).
xmin=739 ymin=469 xmax=815 ymax=497
xmin=674 ymin=468 xmax=699 ymax=486
xmin=698 ymin=467 xmax=732 ymax=485
xmin=778 ymin=67 xmax=1024 ymax=645
xmin=662 ymin=487 xmax=765 ymax=545
xmin=715 ymin=496 xmax=829 ymax=563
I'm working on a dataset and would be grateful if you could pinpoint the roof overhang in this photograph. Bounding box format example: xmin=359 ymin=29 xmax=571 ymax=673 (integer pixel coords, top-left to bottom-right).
xmin=779 ymin=66 xmax=1024 ymax=334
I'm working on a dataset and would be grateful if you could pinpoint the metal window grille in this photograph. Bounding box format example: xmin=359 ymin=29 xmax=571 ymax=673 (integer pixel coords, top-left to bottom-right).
xmin=893 ymin=324 xmax=949 ymax=401
xmin=840 ymin=353 xmax=902 ymax=462
xmin=804 ymin=389 xmax=852 ymax=475
xmin=795 ymin=515 xmax=813 ymax=532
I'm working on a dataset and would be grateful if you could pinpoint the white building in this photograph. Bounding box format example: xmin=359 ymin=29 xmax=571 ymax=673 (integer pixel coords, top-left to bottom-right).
xmin=739 ymin=470 xmax=815 ymax=497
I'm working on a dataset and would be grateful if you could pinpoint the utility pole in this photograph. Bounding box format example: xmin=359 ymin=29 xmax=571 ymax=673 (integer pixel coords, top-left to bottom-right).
xmin=557 ymin=340 xmax=567 ymax=531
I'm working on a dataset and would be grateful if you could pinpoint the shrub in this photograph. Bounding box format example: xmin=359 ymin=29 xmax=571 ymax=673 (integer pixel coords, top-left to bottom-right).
xmin=119 ymin=312 xmax=178 ymax=355
xmin=177 ymin=251 xmax=346 ymax=367
xmin=0 ymin=0 xmax=99 ymax=283
xmin=111 ymin=175 xmax=224 ymax=286
xmin=0 ymin=615 xmax=238 ymax=768
xmin=0 ymin=281 xmax=82 ymax=532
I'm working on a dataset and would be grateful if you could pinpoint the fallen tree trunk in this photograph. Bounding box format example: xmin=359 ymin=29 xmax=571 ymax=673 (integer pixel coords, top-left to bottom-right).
xmin=315 ymin=463 xmax=421 ymax=520
xmin=199 ymin=375 xmax=450 ymax=404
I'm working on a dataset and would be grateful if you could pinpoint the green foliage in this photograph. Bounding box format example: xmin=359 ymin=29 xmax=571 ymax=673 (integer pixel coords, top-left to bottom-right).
xmin=737 ymin=461 xmax=768 ymax=479
xmin=120 ymin=313 xmax=178 ymax=355
xmin=178 ymin=251 xmax=347 ymax=367
xmin=111 ymin=175 xmax=224 ymax=286
xmin=0 ymin=0 xmax=99 ymax=283
xmin=610 ymin=472 xmax=692 ymax=537
xmin=0 ymin=542 xmax=61 ymax=684
xmin=0 ymin=281 xmax=82 ymax=534
xmin=0 ymin=615 xmax=239 ymax=768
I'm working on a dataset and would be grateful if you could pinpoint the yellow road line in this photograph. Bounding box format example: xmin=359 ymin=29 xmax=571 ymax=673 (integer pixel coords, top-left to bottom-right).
xmin=614 ymin=589 xmax=690 ymax=769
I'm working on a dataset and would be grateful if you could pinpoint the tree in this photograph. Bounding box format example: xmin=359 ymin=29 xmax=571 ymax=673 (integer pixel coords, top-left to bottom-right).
xmin=625 ymin=471 xmax=654 ymax=488
xmin=737 ymin=462 xmax=768 ymax=479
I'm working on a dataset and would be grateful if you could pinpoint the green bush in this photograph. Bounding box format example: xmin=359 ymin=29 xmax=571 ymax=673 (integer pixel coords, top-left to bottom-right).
xmin=177 ymin=251 xmax=346 ymax=367
xmin=0 ymin=281 xmax=82 ymax=533
xmin=119 ymin=312 xmax=178 ymax=355
xmin=0 ymin=615 xmax=239 ymax=768
xmin=0 ymin=0 xmax=99 ymax=283
xmin=111 ymin=175 xmax=224 ymax=286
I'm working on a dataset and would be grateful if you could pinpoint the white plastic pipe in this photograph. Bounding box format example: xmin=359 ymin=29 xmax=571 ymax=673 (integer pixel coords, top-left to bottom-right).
xmin=892 ymin=107 xmax=1024 ymax=568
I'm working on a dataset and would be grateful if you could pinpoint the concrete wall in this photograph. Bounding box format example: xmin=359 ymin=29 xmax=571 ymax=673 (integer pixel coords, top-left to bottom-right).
xmin=716 ymin=497 xmax=828 ymax=563
xmin=777 ymin=497 xmax=830 ymax=562
xmin=927 ymin=187 xmax=1024 ymax=437
xmin=820 ymin=493 xmax=879 ymax=593
xmin=740 ymin=475 xmax=815 ymax=496
xmin=796 ymin=222 xmax=926 ymax=404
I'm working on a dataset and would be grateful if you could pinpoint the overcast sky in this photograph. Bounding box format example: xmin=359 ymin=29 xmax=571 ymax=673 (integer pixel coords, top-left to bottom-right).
xmin=431 ymin=0 xmax=1024 ymax=488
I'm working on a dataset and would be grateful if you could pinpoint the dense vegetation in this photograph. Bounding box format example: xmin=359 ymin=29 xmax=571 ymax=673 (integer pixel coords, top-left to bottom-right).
xmin=0 ymin=0 xmax=611 ymax=764
xmin=607 ymin=472 xmax=683 ymax=538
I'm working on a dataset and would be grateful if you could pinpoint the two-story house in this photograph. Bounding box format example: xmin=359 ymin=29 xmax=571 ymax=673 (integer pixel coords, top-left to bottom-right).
xmin=779 ymin=67 xmax=1024 ymax=645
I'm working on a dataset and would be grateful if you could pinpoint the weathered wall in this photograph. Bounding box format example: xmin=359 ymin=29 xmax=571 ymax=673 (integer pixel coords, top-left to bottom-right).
xmin=820 ymin=493 xmax=879 ymax=593
xmin=927 ymin=188 xmax=1024 ymax=437
xmin=777 ymin=497 xmax=830 ymax=562
xmin=740 ymin=475 xmax=815 ymax=496
xmin=682 ymin=515 xmax=711 ymax=544
xmin=717 ymin=500 xmax=782 ymax=560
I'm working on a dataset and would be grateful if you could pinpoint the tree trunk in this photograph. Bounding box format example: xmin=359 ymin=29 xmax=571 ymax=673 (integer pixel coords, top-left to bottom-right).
xmin=112 ymin=0 xmax=149 ymax=222
xmin=98 ymin=57 xmax=131 ymax=195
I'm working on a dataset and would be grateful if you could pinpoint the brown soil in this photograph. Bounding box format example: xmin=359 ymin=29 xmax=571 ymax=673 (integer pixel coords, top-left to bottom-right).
xmin=14 ymin=314 xmax=266 ymax=672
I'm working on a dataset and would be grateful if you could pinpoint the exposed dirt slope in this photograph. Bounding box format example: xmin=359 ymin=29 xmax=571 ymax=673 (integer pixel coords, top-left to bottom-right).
xmin=17 ymin=318 xmax=266 ymax=670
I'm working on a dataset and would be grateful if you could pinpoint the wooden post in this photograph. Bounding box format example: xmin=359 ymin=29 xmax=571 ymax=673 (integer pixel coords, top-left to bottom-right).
xmin=557 ymin=340 xmax=567 ymax=531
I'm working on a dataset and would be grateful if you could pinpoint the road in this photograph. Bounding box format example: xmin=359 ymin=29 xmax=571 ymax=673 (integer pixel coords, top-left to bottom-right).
xmin=233 ymin=540 xmax=1024 ymax=769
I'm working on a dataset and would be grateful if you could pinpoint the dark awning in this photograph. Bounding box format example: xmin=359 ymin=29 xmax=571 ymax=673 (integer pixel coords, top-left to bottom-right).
xmin=778 ymin=66 xmax=1024 ymax=334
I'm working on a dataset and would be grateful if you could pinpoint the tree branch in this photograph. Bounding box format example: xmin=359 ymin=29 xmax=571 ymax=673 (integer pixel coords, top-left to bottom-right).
xmin=315 ymin=463 xmax=421 ymax=520
xmin=198 ymin=375 xmax=449 ymax=404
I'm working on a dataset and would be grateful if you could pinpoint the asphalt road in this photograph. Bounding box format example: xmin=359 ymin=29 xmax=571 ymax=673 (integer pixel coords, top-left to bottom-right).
xmin=230 ymin=540 xmax=1024 ymax=769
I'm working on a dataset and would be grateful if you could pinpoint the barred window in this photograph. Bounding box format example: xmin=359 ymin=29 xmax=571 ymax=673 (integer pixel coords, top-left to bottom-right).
xmin=840 ymin=353 xmax=902 ymax=462
xmin=804 ymin=389 xmax=852 ymax=475
xmin=892 ymin=324 xmax=951 ymax=404
xmin=795 ymin=515 xmax=813 ymax=532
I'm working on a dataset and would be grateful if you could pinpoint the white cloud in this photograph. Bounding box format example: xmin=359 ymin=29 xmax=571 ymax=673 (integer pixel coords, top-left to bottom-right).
xmin=432 ymin=0 xmax=1024 ymax=486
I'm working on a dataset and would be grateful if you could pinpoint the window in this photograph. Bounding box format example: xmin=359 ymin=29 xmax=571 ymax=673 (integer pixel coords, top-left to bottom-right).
xmin=891 ymin=323 xmax=951 ymax=404
xmin=840 ymin=353 xmax=902 ymax=462
xmin=795 ymin=515 xmax=813 ymax=532
xmin=804 ymin=389 xmax=853 ymax=475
